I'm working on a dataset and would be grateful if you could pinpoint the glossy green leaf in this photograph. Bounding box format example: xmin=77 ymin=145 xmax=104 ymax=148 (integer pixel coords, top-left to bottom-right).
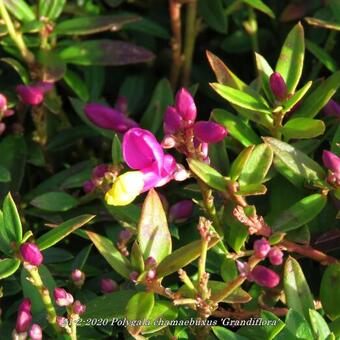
xmin=0 ymin=165 xmax=10 ymax=182
xmin=255 ymin=52 xmax=275 ymax=103
xmin=331 ymin=125 xmax=340 ymax=157
xmin=263 ymin=137 xmax=325 ymax=188
xmin=198 ymin=0 xmax=227 ymax=33
xmin=0 ymin=211 xmax=11 ymax=254
xmin=157 ymin=236 xmax=220 ymax=278
xmin=130 ymin=242 xmax=144 ymax=272
xmin=188 ymin=158 xmax=228 ymax=192
xmin=320 ymin=263 xmax=340 ymax=320
xmin=213 ymin=326 xmax=248 ymax=340
xmin=54 ymin=15 xmax=138 ymax=35
xmin=306 ymin=39 xmax=337 ymax=72
xmin=4 ymin=0 xmax=35 ymax=23
xmin=282 ymin=81 xmax=312 ymax=114
xmin=329 ymin=318 xmax=340 ymax=337
xmin=39 ymin=0 xmax=66 ymax=20
xmin=283 ymin=309 xmax=314 ymax=339
xmin=1 ymin=58 xmax=30 ymax=84
xmin=86 ymin=230 xmax=131 ymax=278
xmin=276 ymin=23 xmax=304 ymax=94
xmin=82 ymin=290 xmax=135 ymax=319
xmin=138 ymin=189 xmax=171 ymax=263
xmin=37 ymin=215 xmax=94 ymax=250
xmin=305 ymin=17 xmax=340 ymax=31
xmin=220 ymin=258 xmax=238 ymax=283
xmin=294 ymin=71 xmax=340 ymax=118
xmin=284 ymin=257 xmax=315 ymax=320
xmin=126 ymin=292 xmax=154 ymax=336
xmin=236 ymin=183 xmax=267 ymax=196
xmin=273 ymin=194 xmax=326 ymax=232
xmin=3 ymin=192 xmax=22 ymax=243
xmin=0 ymin=258 xmax=20 ymax=279
xmin=63 ymin=69 xmax=89 ymax=101
xmin=112 ymin=134 xmax=123 ymax=165
xmin=212 ymin=109 xmax=261 ymax=146
xmin=209 ymin=140 xmax=230 ymax=175
xmin=242 ymin=0 xmax=275 ymax=18
xmin=31 ymin=192 xmax=78 ymax=212
xmin=59 ymin=40 xmax=154 ymax=66
xmin=281 ymin=118 xmax=325 ymax=139
xmin=309 ymin=309 xmax=331 ymax=340
xmin=229 ymin=146 xmax=254 ymax=181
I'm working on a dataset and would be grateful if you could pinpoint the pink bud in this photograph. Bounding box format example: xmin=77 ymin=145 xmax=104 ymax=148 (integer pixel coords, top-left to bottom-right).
xmin=249 ymin=265 xmax=280 ymax=288
xmin=56 ymin=316 xmax=68 ymax=328
xmin=169 ymin=200 xmax=193 ymax=222
xmin=72 ymin=300 xmax=86 ymax=315
xmin=163 ymin=106 xmax=183 ymax=135
xmin=83 ymin=180 xmax=95 ymax=193
xmin=20 ymin=243 xmax=43 ymax=266
xmin=29 ymin=324 xmax=42 ymax=340
xmin=54 ymin=288 xmax=74 ymax=306
xmin=16 ymin=85 xmax=44 ymax=106
xmin=268 ymin=247 xmax=284 ymax=265
xmin=323 ymin=150 xmax=340 ymax=177
xmin=146 ymin=269 xmax=157 ymax=280
xmin=175 ymin=88 xmax=197 ymax=122
xmin=145 ymin=256 xmax=157 ymax=267
xmin=269 ymin=72 xmax=288 ymax=101
xmin=16 ymin=310 xmax=32 ymax=333
xmin=253 ymin=238 xmax=271 ymax=258
xmin=236 ymin=260 xmax=249 ymax=277
xmin=323 ymin=99 xmax=340 ymax=118
xmin=129 ymin=271 xmax=139 ymax=283
xmin=100 ymin=278 xmax=118 ymax=294
xmin=118 ymin=229 xmax=132 ymax=241
xmin=194 ymin=121 xmax=227 ymax=144
xmin=71 ymin=269 xmax=85 ymax=285
xmin=18 ymin=299 xmax=31 ymax=314
xmin=92 ymin=164 xmax=109 ymax=178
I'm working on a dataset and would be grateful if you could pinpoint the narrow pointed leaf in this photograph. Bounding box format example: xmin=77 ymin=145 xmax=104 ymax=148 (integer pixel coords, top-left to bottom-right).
xmin=281 ymin=118 xmax=325 ymax=139
xmin=255 ymin=52 xmax=275 ymax=103
xmin=242 ymin=0 xmax=275 ymax=18
xmin=229 ymin=146 xmax=255 ymax=181
xmin=0 ymin=258 xmax=20 ymax=279
xmin=236 ymin=183 xmax=267 ymax=196
xmin=306 ymin=39 xmax=337 ymax=72
xmin=4 ymin=0 xmax=35 ymax=22
xmin=31 ymin=192 xmax=78 ymax=212
xmin=305 ymin=17 xmax=340 ymax=31
xmin=282 ymin=81 xmax=312 ymax=113
xmin=3 ymin=192 xmax=22 ymax=242
xmin=39 ymin=0 xmax=66 ymax=20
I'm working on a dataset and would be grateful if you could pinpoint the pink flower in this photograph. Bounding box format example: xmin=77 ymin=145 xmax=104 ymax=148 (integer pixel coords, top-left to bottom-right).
xmin=323 ymin=99 xmax=340 ymax=118
xmin=123 ymin=128 xmax=176 ymax=191
xmin=269 ymin=72 xmax=288 ymax=101
xmin=84 ymin=103 xmax=138 ymax=133
xmin=16 ymin=310 xmax=32 ymax=333
xmin=16 ymin=82 xmax=53 ymax=106
xmin=193 ymin=121 xmax=227 ymax=143
xmin=249 ymin=265 xmax=280 ymax=288
xmin=145 ymin=256 xmax=157 ymax=267
xmin=253 ymin=238 xmax=271 ymax=259
xmin=54 ymin=288 xmax=74 ymax=306
xmin=73 ymin=300 xmax=86 ymax=315
xmin=29 ymin=324 xmax=42 ymax=340
xmin=175 ymin=88 xmax=197 ymax=122
xmin=268 ymin=247 xmax=284 ymax=265
xmin=20 ymin=243 xmax=43 ymax=266
xmin=100 ymin=278 xmax=118 ymax=294
xmin=323 ymin=150 xmax=340 ymax=177
xmin=164 ymin=106 xmax=183 ymax=135
xmin=169 ymin=200 xmax=194 ymax=222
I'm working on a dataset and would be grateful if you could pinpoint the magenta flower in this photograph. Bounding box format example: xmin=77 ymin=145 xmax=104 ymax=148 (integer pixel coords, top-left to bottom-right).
xmin=269 ymin=72 xmax=288 ymax=101
xmin=92 ymin=164 xmax=109 ymax=178
xmin=175 ymin=88 xmax=197 ymax=122
xmin=193 ymin=121 xmax=227 ymax=143
xmin=249 ymin=265 xmax=280 ymax=288
xmin=268 ymin=247 xmax=284 ymax=265
xmin=169 ymin=200 xmax=194 ymax=222
xmin=84 ymin=103 xmax=138 ymax=133
xmin=253 ymin=238 xmax=271 ymax=259
xmin=83 ymin=180 xmax=95 ymax=193
xmin=20 ymin=243 xmax=43 ymax=266
xmin=323 ymin=150 xmax=340 ymax=178
xmin=16 ymin=82 xmax=53 ymax=106
xmin=54 ymin=288 xmax=74 ymax=306
xmin=164 ymin=106 xmax=183 ymax=135
xmin=29 ymin=324 xmax=42 ymax=340
xmin=16 ymin=310 xmax=32 ymax=333
xmin=100 ymin=278 xmax=118 ymax=294
xmin=323 ymin=99 xmax=340 ymax=118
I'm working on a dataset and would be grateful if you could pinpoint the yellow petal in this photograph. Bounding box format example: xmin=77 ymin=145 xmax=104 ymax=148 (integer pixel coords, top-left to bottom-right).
xmin=105 ymin=171 xmax=144 ymax=206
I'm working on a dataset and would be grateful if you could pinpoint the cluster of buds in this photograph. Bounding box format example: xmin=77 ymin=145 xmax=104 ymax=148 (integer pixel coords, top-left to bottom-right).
xmin=54 ymin=288 xmax=74 ymax=307
xmin=13 ymin=299 xmax=42 ymax=340
xmin=70 ymin=269 xmax=85 ymax=288
xmin=322 ymin=150 xmax=340 ymax=187
xmin=253 ymin=238 xmax=284 ymax=265
xmin=162 ymin=88 xmax=227 ymax=162
xmin=100 ymin=278 xmax=119 ymax=294
xmin=197 ymin=217 xmax=214 ymax=242
xmin=169 ymin=200 xmax=194 ymax=223
xmin=0 ymin=93 xmax=14 ymax=135
xmin=16 ymin=81 xmax=54 ymax=106
xmin=117 ymin=228 xmax=132 ymax=256
xmin=20 ymin=243 xmax=44 ymax=268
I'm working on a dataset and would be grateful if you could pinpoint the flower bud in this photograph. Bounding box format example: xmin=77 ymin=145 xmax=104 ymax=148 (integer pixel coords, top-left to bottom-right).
xmin=18 ymin=299 xmax=31 ymax=314
xmin=175 ymin=88 xmax=197 ymax=122
xmin=146 ymin=269 xmax=157 ymax=280
xmin=236 ymin=260 xmax=249 ymax=277
xmin=163 ymin=106 xmax=183 ymax=135
xmin=72 ymin=300 xmax=86 ymax=315
xmin=20 ymin=243 xmax=43 ymax=266
xmin=118 ymin=229 xmax=132 ymax=241
xmin=253 ymin=238 xmax=271 ymax=258
xmin=71 ymin=269 xmax=85 ymax=286
xmin=56 ymin=316 xmax=68 ymax=328
xmin=129 ymin=271 xmax=139 ymax=283
xmin=145 ymin=256 xmax=157 ymax=267
xmin=269 ymin=72 xmax=288 ymax=101
xmin=322 ymin=150 xmax=340 ymax=177
xmin=83 ymin=180 xmax=95 ymax=194
xmin=194 ymin=121 xmax=227 ymax=144
xmin=100 ymin=278 xmax=118 ymax=294
xmin=169 ymin=200 xmax=193 ymax=223
xmin=54 ymin=288 xmax=74 ymax=306
xmin=29 ymin=324 xmax=42 ymax=340
xmin=16 ymin=82 xmax=52 ymax=106
xmin=249 ymin=265 xmax=280 ymax=288
xmin=92 ymin=164 xmax=109 ymax=179
xmin=268 ymin=247 xmax=284 ymax=265
xmin=16 ymin=310 xmax=32 ymax=333
xmin=323 ymin=99 xmax=340 ymax=118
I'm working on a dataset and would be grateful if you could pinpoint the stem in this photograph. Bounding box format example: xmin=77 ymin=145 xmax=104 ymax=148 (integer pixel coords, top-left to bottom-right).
xmin=0 ymin=0 xmax=34 ymax=64
xmin=198 ymin=237 xmax=208 ymax=298
xmin=169 ymin=0 xmax=183 ymax=89
xmin=26 ymin=266 xmax=60 ymax=333
xmin=181 ymin=0 xmax=198 ymax=86
xmin=224 ymin=0 xmax=242 ymax=16
xmin=69 ymin=315 xmax=78 ymax=340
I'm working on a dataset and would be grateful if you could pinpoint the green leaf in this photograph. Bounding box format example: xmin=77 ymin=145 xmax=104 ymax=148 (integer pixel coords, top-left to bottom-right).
xmin=213 ymin=326 xmax=248 ymax=340
xmin=1 ymin=58 xmax=30 ymax=84
xmin=82 ymin=290 xmax=136 ymax=319
xmin=3 ymin=192 xmax=22 ymax=242
xmin=130 ymin=241 xmax=144 ymax=273
xmin=263 ymin=137 xmax=325 ymax=188
xmin=198 ymin=0 xmax=227 ymax=33
xmin=329 ymin=318 xmax=340 ymax=337
xmin=138 ymin=189 xmax=171 ymax=263
xmin=126 ymin=292 xmax=154 ymax=336
xmin=86 ymin=231 xmax=131 ymax=278
xmin=331 ymin=125 xmax=340 ymax=157
xmin=309 ymin=309 xmax=331 ymax=340
xmin=0 ymin=165 xmax=10 ymax=183
xmin=220 ymin=258 xmax=238 ymax=283
xmin=273 ymin=194 xmax=326 ymax=232
xmin=242 ymin=0 xmax=275 ymax=18
xmin=36 ymin=214 xmax=94 ymax=250
xmin=284 ymin=256 xmax=315 ymax=320
xmin=37 ymin=50 xmax=66 ymax=82
xmin=157 ymin=236 xmax=220 ymax=278
xmin=306 ymin=39 xmax=337 ymax=72
xmin=0 ymin=211 xmax=11 ymax=254
xmin=276 ymin=22 xmax=304 ymax=94
xmin=39 ymin=0 xmax=66 ymax=20
xmin=281 ymin=117 xmax=325 ymax=139
xmin=255 ymin=52 xmax=275 ymax=104
xmin=285 ymin=309 xmax=314 ymax=339
xmin=188 ymin=158 xmax=228 ymax=192
xmin=211 ymin=83 xmax=270 ymax=114
xmin=54 ymin=15 xmax=139 ymax=35
xmin=294 ymin=71 xmax=340 ymax=118
xmin=4 ymin=0 xmax=35 ymax=23
xmin=229 ymin=145 xmax=254 ymax=181
xmin=31 ymin=192 xmax=78 ymax=212
xmin=236 ymin=183 xmax=267 ymax=196
xmin=320 ymin=263 xmax=340 ymax=320
xmin=0 ymin=258 xmax=20 ymax=279
xmin=112 ymin=134 xmax=123 ymax=165
xmin=63 ymin=69 xmax=89 ymax=101
xmin=282 ymin=81 xmax=312 ymax=114
xmin=140 ymin=78 xmax=173 ymax=134
xmin=212 ymin=109 xmax=261 ymax=146
xmin=305 ymin=17 xmax=340 ymax=31
xmin=58 ymin=40 xmax=154 ymax=66
xmin=238 ymin=143 xmax=273 ymax=186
